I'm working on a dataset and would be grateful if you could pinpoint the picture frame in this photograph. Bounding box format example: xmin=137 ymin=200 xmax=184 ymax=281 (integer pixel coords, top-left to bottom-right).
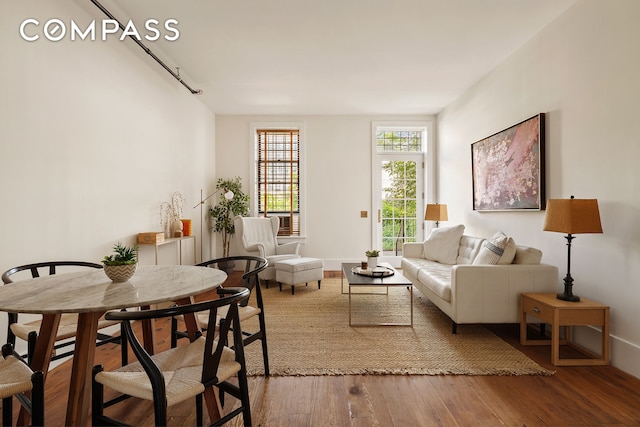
xmin=471 ymin=113 xmax=545 ymax=211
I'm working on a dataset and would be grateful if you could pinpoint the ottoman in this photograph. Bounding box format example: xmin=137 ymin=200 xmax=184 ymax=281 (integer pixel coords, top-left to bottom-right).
xmin=275 ymin=257 xmax=324 ymax=295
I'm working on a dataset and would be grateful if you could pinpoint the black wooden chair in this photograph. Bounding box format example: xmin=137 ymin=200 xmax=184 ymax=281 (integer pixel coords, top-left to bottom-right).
xmin=1 ymin=343 xmax=44 ymax=427
xmin=92 ymin=287 xmax=252 ymax=426
xmin=1 ymin=261 xmax=127 ymax=366
xmin=170 ymin=256 xmax=271 ymax=376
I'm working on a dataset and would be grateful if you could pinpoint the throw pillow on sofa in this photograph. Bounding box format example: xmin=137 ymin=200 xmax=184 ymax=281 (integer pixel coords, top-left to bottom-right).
xmin=498 ymin=232 xmax=517 ymax=264
xmin=513 ymin=246 xmax=543 ymax=264
xmin=473 ymin=231 xmax=516 ymax=265
xmin=423 ymin=224 xmax=465 ymax=265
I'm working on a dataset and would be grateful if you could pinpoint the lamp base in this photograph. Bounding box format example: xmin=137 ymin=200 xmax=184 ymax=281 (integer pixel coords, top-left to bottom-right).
xmin=557 ymin=270 xmax=580 ymax=302
xmin=557 ymin=292 xmax=580 ymax=302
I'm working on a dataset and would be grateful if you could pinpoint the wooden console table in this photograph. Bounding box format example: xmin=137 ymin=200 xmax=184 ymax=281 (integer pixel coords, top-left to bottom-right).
xmin=138 ymin=235 xmax=196 ymax=265
xmin=520 ymin=293 xmax=609 ymax=366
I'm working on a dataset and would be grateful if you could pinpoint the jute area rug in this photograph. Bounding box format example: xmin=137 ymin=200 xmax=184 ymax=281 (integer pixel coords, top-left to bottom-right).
xmin=241 ymin=278 xmax=553 ymax=376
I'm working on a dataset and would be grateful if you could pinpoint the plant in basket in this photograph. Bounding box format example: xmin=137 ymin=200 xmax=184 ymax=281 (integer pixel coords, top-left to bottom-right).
xmin=102 ymin=242 xmax=138 ymax=282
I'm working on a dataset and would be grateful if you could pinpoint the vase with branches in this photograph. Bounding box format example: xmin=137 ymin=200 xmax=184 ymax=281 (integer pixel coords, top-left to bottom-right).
xmin=209 ymin=177 xmax=249 ymax=257
xmin=160 ymin=191 xmax=185 ymax=237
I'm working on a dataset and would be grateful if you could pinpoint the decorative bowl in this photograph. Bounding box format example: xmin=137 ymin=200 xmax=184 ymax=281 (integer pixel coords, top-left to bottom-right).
xmin=103 ymin=264 xmax=137 ymax=282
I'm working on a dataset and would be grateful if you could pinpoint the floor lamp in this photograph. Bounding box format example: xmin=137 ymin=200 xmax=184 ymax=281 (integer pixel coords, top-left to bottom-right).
xmin=425 ymin=203 xmax=448 ymax=228
xmin=193 ymin=188 xmax=234 ymax=263
xmin=543 ymin=195 xmax=603 ymax=302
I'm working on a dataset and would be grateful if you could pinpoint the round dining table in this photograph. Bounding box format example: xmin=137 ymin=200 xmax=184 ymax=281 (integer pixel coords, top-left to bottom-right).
xmin=0 ymin=264 xmax=227 ymax=426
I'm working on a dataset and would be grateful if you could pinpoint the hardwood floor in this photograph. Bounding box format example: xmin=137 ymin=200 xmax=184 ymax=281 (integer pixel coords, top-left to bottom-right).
xmin=4 ymin=280 xmax=640 ymax=426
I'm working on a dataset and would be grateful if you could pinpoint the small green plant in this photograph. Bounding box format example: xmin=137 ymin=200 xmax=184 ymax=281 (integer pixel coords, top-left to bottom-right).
xmin=102 ymin=242 xmax=138 ymax=266
xmin=365 ymin=249 xmax=380 ymax=257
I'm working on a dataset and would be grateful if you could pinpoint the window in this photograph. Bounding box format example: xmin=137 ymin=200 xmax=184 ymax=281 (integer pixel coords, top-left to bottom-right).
xmin=376 ymin=129 xmax=423 ymax=152
xmin=255 ymin=128 xmax=301 ymax=236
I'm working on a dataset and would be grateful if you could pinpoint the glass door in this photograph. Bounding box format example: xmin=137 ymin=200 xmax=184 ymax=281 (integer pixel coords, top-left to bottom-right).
xmin=375 ymin=154 xmax=424 ymax=262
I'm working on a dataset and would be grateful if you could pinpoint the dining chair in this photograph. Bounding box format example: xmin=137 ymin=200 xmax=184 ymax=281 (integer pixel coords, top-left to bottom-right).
xmin=1 ymin=261 xmax=128 ymax=366
xmin=1 ymin=343 xmax=44 ymax=427
xmin=170 ymin=256 xmax=271 ymax=376
xmin=92 ymin=287 xmax=252 ymax=427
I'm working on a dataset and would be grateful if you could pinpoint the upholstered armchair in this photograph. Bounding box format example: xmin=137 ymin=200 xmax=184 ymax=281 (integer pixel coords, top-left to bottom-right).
xmin=233 ymin=215 xmax=300 ymax=285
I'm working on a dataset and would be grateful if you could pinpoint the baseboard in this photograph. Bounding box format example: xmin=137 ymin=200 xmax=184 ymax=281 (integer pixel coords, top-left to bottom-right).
xmin=573 ymin=326 xmax=640 ymax=380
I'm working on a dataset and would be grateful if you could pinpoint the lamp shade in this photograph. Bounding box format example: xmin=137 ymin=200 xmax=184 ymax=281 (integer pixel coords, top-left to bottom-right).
xmin=425 ymin=204 xmax=448 ymax=221
xmin=543 ymin=197 xmax=603 ymax=234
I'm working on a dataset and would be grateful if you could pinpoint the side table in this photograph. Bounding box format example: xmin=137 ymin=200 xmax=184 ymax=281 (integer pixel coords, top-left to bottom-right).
xmin=138 ymin=235 xmax=196 ymax=265
xmin=520 ymin=293 xmax=609 ymax=366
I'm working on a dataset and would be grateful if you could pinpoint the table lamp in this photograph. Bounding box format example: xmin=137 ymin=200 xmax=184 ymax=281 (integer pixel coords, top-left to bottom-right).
xmin=425 ymin=203 xmax=448 ymax=228
xmin=193 ymin=188 xmax=234 ymax=262
xmin=543 ymin=195 xmax=603 ymax=302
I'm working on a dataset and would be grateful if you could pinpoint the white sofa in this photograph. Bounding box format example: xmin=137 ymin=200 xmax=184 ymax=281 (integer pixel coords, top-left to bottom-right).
xmin=401 ymin=225 xmax=559 ymax=333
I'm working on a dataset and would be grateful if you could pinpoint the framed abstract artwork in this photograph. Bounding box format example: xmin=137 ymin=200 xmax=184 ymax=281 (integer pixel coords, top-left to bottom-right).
xmin=471 ymin=113 xmax=545 ymax=211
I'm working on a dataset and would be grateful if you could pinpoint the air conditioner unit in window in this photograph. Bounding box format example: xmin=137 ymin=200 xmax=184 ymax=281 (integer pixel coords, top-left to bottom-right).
xmin=276 ymin=216 xmax=291 ymax=235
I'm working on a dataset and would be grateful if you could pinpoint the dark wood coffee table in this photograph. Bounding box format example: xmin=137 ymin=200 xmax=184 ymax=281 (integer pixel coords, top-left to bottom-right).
xmin=341 ymin=262 xmax=414 ymax=327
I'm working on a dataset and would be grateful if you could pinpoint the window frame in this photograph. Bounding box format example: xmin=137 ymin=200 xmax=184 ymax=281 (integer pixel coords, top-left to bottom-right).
xmin=371 ymin=121 xmax=435 ymax=256
xmin=250 ymin=122 xmax=306 ymax=240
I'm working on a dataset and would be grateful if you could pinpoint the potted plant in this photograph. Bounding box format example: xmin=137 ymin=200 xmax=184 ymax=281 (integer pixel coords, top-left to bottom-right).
xmin=209 ymin=177 xmax=249 ymax=260
xmin=365 ymin=249 xmax=380 ymax=268
xmin=102 ymin=242 xmax=138 ymax=282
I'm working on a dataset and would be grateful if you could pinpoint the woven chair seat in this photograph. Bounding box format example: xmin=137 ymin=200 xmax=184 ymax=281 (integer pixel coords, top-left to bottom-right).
xmin=1 ymin=343 xmax=45 ymax=426
xmin=10 ymin=313 xmax=120 ymax=341
xmin=218 ymin=304 xmax=261 ymax=323
xmin=177 ymin=304 xmax=261 ymax=330
xmin=94 ymin=336 xmax=240 ymax=407
xmin=0 ymin=353 xmax=34 ymax=399
xmin=191 ymin=304 xmax=261 ymax=329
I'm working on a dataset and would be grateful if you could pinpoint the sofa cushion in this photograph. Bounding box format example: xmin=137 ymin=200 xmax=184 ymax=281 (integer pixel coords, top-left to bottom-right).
xmin=473 ymin=231 xmax=516 ymax=265
xmin=457 ymin=236 xmax=485 ymax=264
xmin=423 ymin=224 xmax=465 ymax=265
xmin=512 ymin=246 xmax=543 ymax=264
xmin=401 ymin=257 xmax=430 ymax=280
xmin=416 ymin=262 xmax=452 ymax=302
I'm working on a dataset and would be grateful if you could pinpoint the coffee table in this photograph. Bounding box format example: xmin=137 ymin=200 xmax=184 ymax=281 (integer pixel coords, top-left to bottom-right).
xmin=341 ymin=262 xmax=414 ymax=327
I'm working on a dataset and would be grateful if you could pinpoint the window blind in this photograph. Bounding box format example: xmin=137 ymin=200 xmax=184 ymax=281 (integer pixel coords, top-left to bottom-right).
xmin=257 ymin=129 xmax=300 ymax=235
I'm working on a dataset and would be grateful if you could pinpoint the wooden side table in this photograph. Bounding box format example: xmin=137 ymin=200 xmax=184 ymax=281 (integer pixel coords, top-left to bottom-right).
xmin=520 ymin=293 xmax=610 ymax=366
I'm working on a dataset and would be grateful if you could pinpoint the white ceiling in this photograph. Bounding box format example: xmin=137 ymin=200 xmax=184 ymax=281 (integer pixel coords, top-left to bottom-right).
xmin=106 ymin=0 xmax=576 ymax=115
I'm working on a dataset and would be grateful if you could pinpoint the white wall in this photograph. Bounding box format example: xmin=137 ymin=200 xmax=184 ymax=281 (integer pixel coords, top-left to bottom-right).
xmin=216 ymin=115 xmax=432 ymax=269
xmin=1 ymin=2 xmax=216 ymax=344
xmin=4 ymin=0 xmax=638 ymax=380
xmin=438 ymin=0 xmax=640 ymax=377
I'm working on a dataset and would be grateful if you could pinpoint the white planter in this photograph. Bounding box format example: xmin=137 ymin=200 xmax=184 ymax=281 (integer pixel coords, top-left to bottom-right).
xmin=367 ymin=257 xmax=378 ymax=269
